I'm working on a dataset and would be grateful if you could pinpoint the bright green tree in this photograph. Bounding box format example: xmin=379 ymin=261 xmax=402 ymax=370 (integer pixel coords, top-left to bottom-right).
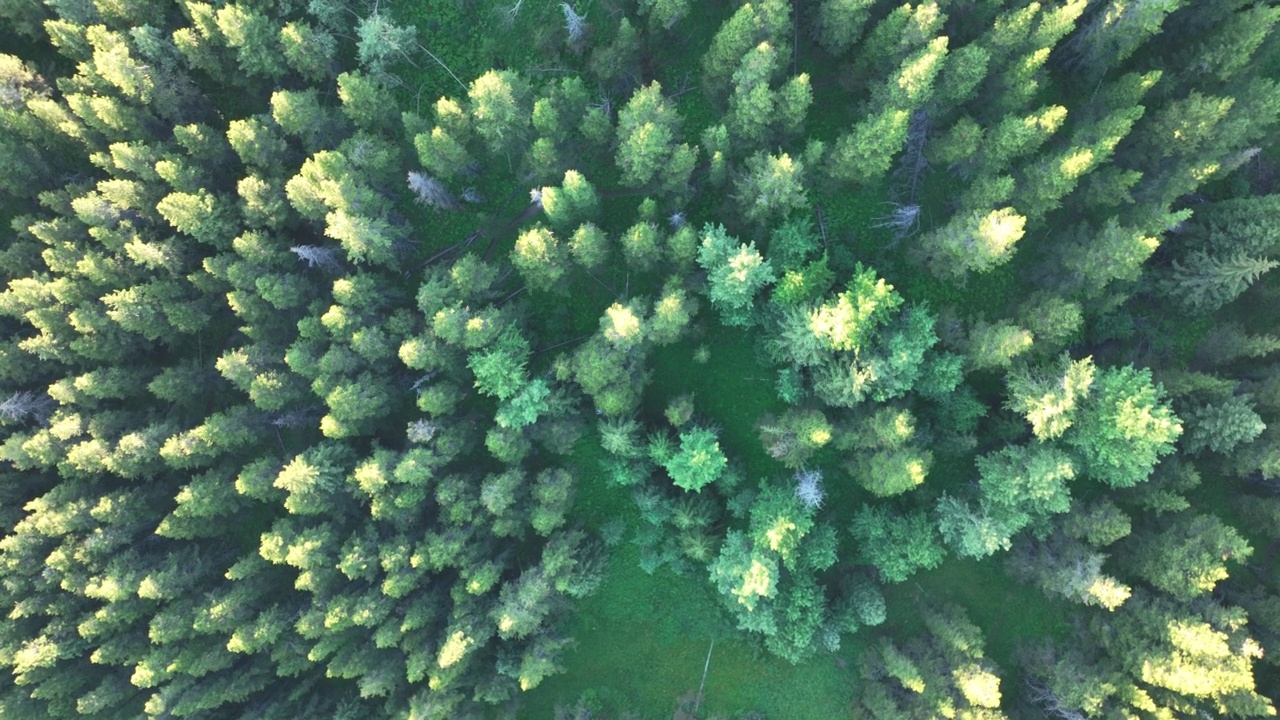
xmin=921 ymin=207 xmax=1027 ymax=279
xmin=734 ymin=151 xmax=807 ymax=226
xmin=662 ymin=426 xmax=728 ymax=492
xmin=828 ymin=108 xmax=909 ymax=186
xmin=511 ymin=226 xmax=568 ymax=293
xmin=849 ymin=504 xmax=945 ymax=583
xmin=1182 ymin=394 xmax=1266 ymax=455
xmin=615 ymin=82 xmax=697 ymax=194
xmin=1123 ymin=514 xmax=1251 ymax=600
xmin=697 ymin=223 xmax=775 ymax=327
xmin=1064 ymin=365 xmax=1181 ymax=488
xmin=815 ymin=0 xmax=874 ymax=54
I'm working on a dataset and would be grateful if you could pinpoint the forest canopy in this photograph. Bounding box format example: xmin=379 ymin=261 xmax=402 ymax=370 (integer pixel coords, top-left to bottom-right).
xmin=1 ymin=0 xmax=1280 ymax=718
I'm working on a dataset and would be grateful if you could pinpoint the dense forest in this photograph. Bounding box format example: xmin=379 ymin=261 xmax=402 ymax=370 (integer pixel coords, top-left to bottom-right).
xmin=2 ymin=0 xmax=1280 ymax=717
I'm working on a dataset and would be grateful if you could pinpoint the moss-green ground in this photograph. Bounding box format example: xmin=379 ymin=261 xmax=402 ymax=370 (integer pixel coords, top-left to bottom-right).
xmin=518 ymin=542 xmax=856 ymax=719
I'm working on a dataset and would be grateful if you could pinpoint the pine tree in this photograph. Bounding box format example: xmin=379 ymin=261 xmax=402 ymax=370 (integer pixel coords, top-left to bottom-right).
xmin=727 ymin=41 xmax=780 ymax=146
xmin=1059 ymin=216 xmax=1166 ymax=297
xmin=964 ymin=318 xmax=1034 ymax=371
xmin=873 ymin=36 xmax=948 ymax=112
xmin=1184 ymin=193 xmax=1280 ymax=256
xmin=702 ymin=0 xmax=791 ymax=96
xmin=587 ymin=17 xmax=640 ymax=84
xmin=697 ymin=224 xmax=775 ymax=327
xmin=921 ymin=207 xmax=1026 ymax=279
xmin=828 ymin=108 xmax=909 ymax=186
xmin=356 ymin=11 xmax=417 ymax=82
xmin=649 ymin=278 xmax=697 ymax=345
xmin=337 ymin=71 xmax=398 ymax=133
xmin=1064 ymin=364 xmax=1181 ymax=488
xmin=599 ymin=301 xmax=645 ymax=351
xmin=567 ymin=222 xmax=609 ymax=270
xmin=540 ymin=170 xmax=599 ymax=230
xmin=414 ymin=97 xmax=474 ymax=181
xmin=850 ymin=2 xmax=944 ymax=88
xmin=214 ymin=2 xmax=285 ymax=79
xmin=1163 ymin=251 xmax=1278 ymax=313
xmin=1181 ymin=393 xmax=1266 ymax=456
xmin=1124 ymin=513 xmax=1250 ymax=600
xmin=615 ymin=82 xmax=696 ymax=195
xmin=511 ymin=226 xmax=568 ymax=293
xmin=814 ymin=0 xmax=874 ymax=55
xmin=757 ymin=408 xmax=831 ymax=469
xmin=1096 ymin=591 xmax=1275 ymax=716
xmin=1065 ymin=0 xmax=1187 ymax=78
xmin=848 ymin=504 xmax=944 ymax=583
xmin=638 ymin=0 xmax=689 ymax=30
xmin=620 ymin=222 xmax=662 ymax=272
xmin=734 ymin=151 xmax=808 ymax=226
xmin=851 ymin=448 xmax=931 ymax=498
xmin=662 ymin=426 xmax=728 ymax=493
xmin=467 ymin=70 xmax=529 ymax=155
xmin=1062 ymin=499 xmax=1132 ymax=547
xmin=1007 ymin=532 xmax=1130 ymax=610
xmin=280 ymin=21 xmax=336 ymax=82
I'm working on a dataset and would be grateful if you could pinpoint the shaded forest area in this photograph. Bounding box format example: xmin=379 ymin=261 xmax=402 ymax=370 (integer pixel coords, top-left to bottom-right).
xmin=2 ymin=0 xmax=1280 ymax=717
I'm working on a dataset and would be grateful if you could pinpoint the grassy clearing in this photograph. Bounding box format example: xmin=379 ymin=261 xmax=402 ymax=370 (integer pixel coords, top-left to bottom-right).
xmin=648 ymin=322 xmax=783 ymax=468
xmin=517 ymin=541 xmax=856 ymax=719
xmin=882 ymin=554 xmax=1072 ymax=671
xmin=521 ymin=427 xmax=859 ymax=719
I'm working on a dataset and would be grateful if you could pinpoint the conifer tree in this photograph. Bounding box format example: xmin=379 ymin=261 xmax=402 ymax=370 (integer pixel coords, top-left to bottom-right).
xmin=356 ymin=11 xmax=417 ymax=82
xmin=280 ymin=21 xmax=337 ymax=82
xmin=1197 ymin=323 xmax=1280 ymax=368
xmin=1066 ymin=0 xmax=1187 ymax=78
xmin=921 ymin=207 xmax=1026 ymax=279
xmin=1181 ymin=394 xmax=1266 ymax=456
xmin=1008 ymin=532 xmax=1131 ymax=610
xmin=964 ymin=318 xmax=1034 ymax=371
xmin=697 ymin=223 xmax=775 ymax=327
xmin=511 ymin=226 xmax=568 ymax=293
xmin=540 ymin=170 xmax=599 ymax=230
xmin=468 ymin=69 xmax=530 ymax=156
xmin=1163 ymin=251 xmax=1278 ymax=313
xmin=849 ymin=504 xmax=944 ymax=583
xmin=814 ymin=0 xmax=874 ymax=55
xmin=702 ymin=0 xmax=791 ymax=96
xmin=615 ymin=82 xmax=697 ymax=195
xmin=828 ymin=109 xmax=909 ymax=186
xmin=734 ymin=151 xmax=808 ymax=226
xmin=1123 ymin=514 xmax=1251 ymax=600
xmin=215 ymin=2 xmax=285 ymax=79
xmin=638 ymin=0 xmax=689 ymax=31
xmin=1064 ymin=365 xmax=1181 ymax=488
xmin=568 ymin=222 xmax=609 ymax=270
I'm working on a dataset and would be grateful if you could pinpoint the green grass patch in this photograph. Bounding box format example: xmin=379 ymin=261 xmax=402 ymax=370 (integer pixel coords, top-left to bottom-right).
xmin=517 ymin=541 xmax=856 ymax=719
xmin=881 ymin=553 xmax=1072 ymax=707
xmin=648 ymin=322 xmax=783 ymax=473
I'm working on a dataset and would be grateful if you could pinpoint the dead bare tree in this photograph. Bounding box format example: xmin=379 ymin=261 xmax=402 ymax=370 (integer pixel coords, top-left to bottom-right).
xmin=894 ymin=108 xmax=931 ymax=203
xmin=794 ymin=468 xmax=825 ymax=509
xmin=561 ymin=3 xmax=587 ymax=44
xmin=290 ymin=245 xmax=343 ymax=271
xmin=1025 ymin=676 xmax=1087 ymax=720
xmin=407 ymin=171 xmax=462 ymax=211
xmin=0 ymin=391 xmax=54 ymax=424
xmin=872 ymin=203 xmax=921 ymax=236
